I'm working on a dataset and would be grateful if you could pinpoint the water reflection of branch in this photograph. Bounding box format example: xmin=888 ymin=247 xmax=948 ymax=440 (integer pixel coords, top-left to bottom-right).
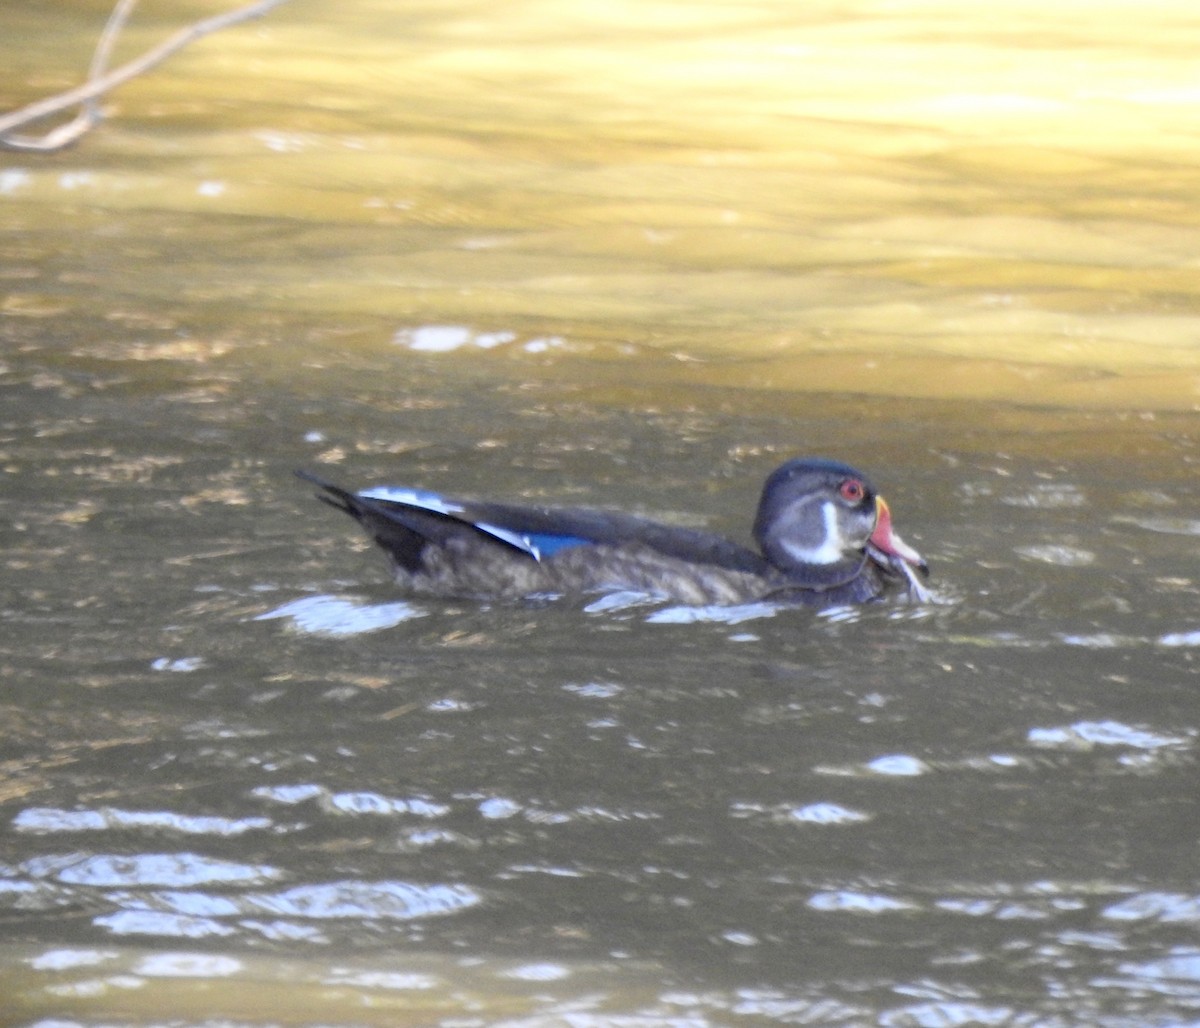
xmin=0 ymin=0 xmax=290 ymax=152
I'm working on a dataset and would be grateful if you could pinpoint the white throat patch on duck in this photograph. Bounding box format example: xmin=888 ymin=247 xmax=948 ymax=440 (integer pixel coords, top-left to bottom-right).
xmin=778 ymin=500 xmax=846 ymax=565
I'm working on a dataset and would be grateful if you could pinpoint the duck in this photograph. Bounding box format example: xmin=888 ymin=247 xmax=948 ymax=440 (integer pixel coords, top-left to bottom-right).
xmin=296 ymin=457 xmax=931 ymax=608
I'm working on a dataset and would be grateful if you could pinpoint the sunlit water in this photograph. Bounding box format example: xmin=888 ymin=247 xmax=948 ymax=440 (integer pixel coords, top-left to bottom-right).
xmin=3 ymin=1 xmax=1200 ymax=1025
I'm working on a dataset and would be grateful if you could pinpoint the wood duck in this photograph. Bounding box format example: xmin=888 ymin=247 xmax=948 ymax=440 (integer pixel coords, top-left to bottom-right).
xmin=297 ymin=458 xmax=930 ymax=608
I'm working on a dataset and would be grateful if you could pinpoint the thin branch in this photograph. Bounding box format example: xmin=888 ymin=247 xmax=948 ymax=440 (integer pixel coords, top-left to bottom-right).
xmin=0 ymin=0 xmax=291 ymax=152
xmin=4 ymin=0 xmax=139 ymax=152
xmin=88 ymin=0 xmax=142 ymax=98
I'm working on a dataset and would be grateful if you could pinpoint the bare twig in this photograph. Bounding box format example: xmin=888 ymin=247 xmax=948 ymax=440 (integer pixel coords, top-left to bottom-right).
xmin=0 ymin=0 xmax=291 ymax=152
xmin=4 ymin=0 xmax=140 ymax=152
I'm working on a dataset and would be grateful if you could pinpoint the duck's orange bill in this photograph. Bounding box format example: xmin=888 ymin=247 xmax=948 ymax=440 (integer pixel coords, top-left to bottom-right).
xmin=870 ymin=497 xmax=928 ymax=574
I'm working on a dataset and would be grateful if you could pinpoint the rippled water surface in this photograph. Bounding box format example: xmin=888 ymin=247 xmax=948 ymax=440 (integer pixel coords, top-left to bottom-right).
xmin=3 ymin=1 xmax=1200 ymax=1025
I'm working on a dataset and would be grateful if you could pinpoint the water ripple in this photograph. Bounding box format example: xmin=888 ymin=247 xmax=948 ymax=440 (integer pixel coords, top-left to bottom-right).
xmin=14 ymin=808 xmax=272 ymax=837
xmin=1027 ymin=720 xmax=1192 ymax=751
xmin=1103 ymin=892 xmax=1200 ymax=924
xmin=247 ymin=881 xmax=480 ymax=920
xmin=645 ymin=602 xmax=780 ymax=625
xmin=1114 ymin=514 xmax=1200 ymax=537
xmin=808 ymin=891 xmax=920 ymax=914
xmin=251 ymin=784 xmax=448 ymax=818
xmin=254 ymin=595 xmax=426 ymax=636
xmin=26 ymin=852 xmax=282 ymax=888
xmin=97 ymin=909 xmax=237 ymax=939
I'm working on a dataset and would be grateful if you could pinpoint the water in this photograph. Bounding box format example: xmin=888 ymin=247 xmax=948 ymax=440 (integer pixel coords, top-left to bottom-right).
xmin=4 ymin=349 xmax=1197 ymax=1025
xmin=3 ymin=1 xmax=1200 ymax=1024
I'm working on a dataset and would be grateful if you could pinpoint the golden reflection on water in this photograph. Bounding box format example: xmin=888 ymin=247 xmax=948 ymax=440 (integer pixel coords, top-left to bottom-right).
xmin=3 ymin=0 xmax=1200 ymax=407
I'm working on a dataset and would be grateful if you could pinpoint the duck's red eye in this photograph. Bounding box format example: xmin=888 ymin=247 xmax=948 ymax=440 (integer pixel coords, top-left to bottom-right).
xmin=839 ymin=479 xmax=865 ymax=502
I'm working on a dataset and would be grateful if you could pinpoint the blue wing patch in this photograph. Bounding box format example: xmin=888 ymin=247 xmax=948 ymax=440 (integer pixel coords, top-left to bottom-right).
xmin=520 ymin=531 xmax=590 ymax=559
xmin=474 ymin=524 xmax=589 ymax=561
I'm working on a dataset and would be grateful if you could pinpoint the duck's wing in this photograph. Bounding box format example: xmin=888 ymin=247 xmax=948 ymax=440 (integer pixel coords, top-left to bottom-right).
xmin=354 ymin=483 xmax=597 ymax=563
xmin=296 ymin=471 xmax=533 ymax=573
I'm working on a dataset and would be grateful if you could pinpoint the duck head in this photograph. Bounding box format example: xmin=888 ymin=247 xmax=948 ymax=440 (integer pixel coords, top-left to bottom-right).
xmin=752 ymin=458 xmax=927 ymax=590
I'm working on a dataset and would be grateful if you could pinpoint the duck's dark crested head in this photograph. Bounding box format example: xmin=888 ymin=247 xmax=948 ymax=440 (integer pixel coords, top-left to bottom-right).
xmin=753 ymin=458 xmax=926 ymax=590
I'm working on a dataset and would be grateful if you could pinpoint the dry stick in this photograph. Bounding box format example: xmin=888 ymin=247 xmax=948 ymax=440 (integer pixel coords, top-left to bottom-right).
xmin=8 ymin=0 xmax=141 ymax=153
xmin=86 ymin=0 xmax=142 ymax=111
xmin=0 ymin=0 xmax=291 ymax=152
